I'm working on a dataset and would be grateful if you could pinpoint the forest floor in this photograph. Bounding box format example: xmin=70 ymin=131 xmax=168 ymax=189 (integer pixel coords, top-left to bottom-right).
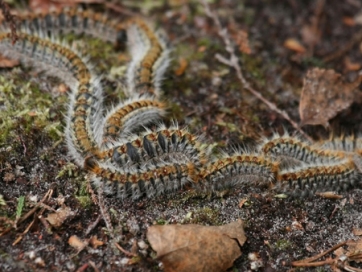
xmin=1 ymin=0 xmax=362 ymax=271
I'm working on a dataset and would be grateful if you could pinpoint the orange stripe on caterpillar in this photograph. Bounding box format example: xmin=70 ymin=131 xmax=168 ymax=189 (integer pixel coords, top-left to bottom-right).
xmin=16 ymin=8 xmax=127 ymax=46
xmin=102 ymin=97 xmax=166 ymax=141
xmin=196 ymin=153 xmax=279 ymax=191
xmin=259 ymin=134 xmax=346 ymax=166
xmin=0 ymin=32 xmax=102 ymax=163
xmin=16 ymin=8 xmax=170 ymax=98
xmin=275 ymin=158 xmax=360 ymax=197
xmin=85 ymin=157 xmax=196 ymax=199
xmin=97 ymin=125 xmax=207 ymax=169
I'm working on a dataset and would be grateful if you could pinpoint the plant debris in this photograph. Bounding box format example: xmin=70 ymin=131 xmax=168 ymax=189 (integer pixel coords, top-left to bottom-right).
xmin=299 ymin=68 xmax=362 ymax=127
xmin=147 ymin=219 xmax=246 ymax=272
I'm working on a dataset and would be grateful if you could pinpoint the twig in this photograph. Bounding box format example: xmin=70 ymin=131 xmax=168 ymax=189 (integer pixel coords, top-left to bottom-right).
xmin=38 ymin=214 xmax=52 ymax=234
xmin=341 ymin=264 xmax=362 ymax=272
xmin=114 ymin=242 xmax=138 ymax=257
xmin=84 ymin=214 xmax=102 ymax=236
xmin=97 ymin=187 xmax=114 ymax=235
xmin=12 ymin=217 xmax=35 ymax=246
xmin=291 ymin=240 xmax=347 ymax=266
xmin=201 ymin=0 xmax=312 ymax=142
xmin=0 ymin=0 xmax=18 ymax=44
xmin=292 ymin=259 xmax=335 ymax=267
xmin=88 ymin=261 xmax=100 ymax=272
xmin=0 ymin=189 xmax=53 ymax=237
xmin=75 ymin=263 xmax=89 ymax=272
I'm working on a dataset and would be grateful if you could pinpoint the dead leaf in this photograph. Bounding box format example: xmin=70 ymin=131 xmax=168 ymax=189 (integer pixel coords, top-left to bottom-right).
xmin=46 ymin=205 xmax=74 ymax=228
xmin=353 ymin=228 xmax=362 ymax=236
xmin=346 ymin=238 xmax=362 ymax=263
xmin=89 ymin=236 xmax=104 ymax=248
xmin=284 ymin=38 xmax=306 ymax=53
xmin=234 ymin=30 xmax=251 ymax=55
xmin=299 ymin=68 xmax=361 ymax=127
xmin=238 ymin=198 xmax=248 ymax=208
xmin=68 ymin=235 xmax=87 ymax=252
xmin=315 ymin=192 xmax=343 ymax=199
xmin=344 ymin=57 xmax=361 ymax=71
xmin=0 ymin=54 xmax=19 ymax=68
xmin=147 ymin=219 xmax=246 ymax=272
xmin=343 ymin=17 xmax=356 ymax=26
xmin=174 ymin=57 xmax=188 ymax=76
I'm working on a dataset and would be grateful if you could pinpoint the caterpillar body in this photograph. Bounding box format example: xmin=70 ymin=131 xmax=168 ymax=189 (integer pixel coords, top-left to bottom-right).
xmin=1 ymin=8 xmax=361 ymax=199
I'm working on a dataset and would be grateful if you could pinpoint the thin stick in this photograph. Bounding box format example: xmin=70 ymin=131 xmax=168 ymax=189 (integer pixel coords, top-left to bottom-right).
xmin=97 ymin=187 xmax=114 ymax=235
xmin=292 ymin=259 xmax=335 ymax=267
xmin=115 ymin=242 xmax=138 ymax=257
xmin=202 ymin=0 xmax=312 ymax=142
xmin=0 ymin=189 xmax=53 ymax=237
xmin=291 ymin=240 xmax=347 ymax=265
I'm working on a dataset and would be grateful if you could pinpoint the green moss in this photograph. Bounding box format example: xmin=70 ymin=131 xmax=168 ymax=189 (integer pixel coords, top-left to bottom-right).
xmin=155 ymin=218 xmax=168 ymax=225
xmin=75 ymin=196 xmax=92 ymax=208
xmin=0 ymin=195 xmax=5 ymax=207
xmin=186 ymin=207 xmax=221 ymax=225
xmin=274 ymin=239 xmax=292 ymax=250
xmin=56 ymin=163 xmax=79 ymax=179
xmin=74 ymin=178 xmax=92 ymax=208
xmin=0 ymin=72 xmax=66 ymax=148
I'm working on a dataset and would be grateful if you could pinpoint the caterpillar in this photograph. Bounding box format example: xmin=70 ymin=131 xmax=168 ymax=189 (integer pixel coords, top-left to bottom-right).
xmin=101 ymin=96 xmax=167 ymax=142
xmin=1 ymin=7 xmax=361 ymax=200
xmin=85 ymin=156 xmax=196 ymax=199
xmin=275 ymin=158 xmax=360 ymax=197
xmin=258 ymin=133 xmax=346 ymax=167
xmin=196 ymin=152 xmax=279 ymax=191
xmin=0 ymin=31 xmax=103 ymax=165
xmin=14 ymin=7 xmax=171 ymax=98
xmin=98 ymin=125 xmax=207 ymax=166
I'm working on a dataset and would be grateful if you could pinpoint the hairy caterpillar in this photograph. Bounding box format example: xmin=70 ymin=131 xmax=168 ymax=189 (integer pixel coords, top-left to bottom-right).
xmin=101 ymin=96 xmax=167 ymax=142
xmin=196 ymin=152 xmax=279 ymax=191
xmin=1 ymin=7 xmax=361 ymax=200
xmin=0 ymin=31 xmax=103 ymax=164
xmin=98 ymin=125 xmax=207 ymax=167
xmin=275 ymin=158 xmax=360 ymax=197
xmin=15 ymin=8 xmax=170 ymax=98
xmin=259 ymin=133 xmax=346 ymax=167
xmin=85 ymin=157 xmax=196 ymax=199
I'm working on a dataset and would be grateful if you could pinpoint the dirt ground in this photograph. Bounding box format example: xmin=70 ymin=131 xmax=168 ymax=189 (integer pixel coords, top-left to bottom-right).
xmin=1 ymin=0 xmax=362 ymax=271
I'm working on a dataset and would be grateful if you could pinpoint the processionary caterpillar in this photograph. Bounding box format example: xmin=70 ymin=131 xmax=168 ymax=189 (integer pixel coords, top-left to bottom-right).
xmin=1 ymin=7 xmax=361 ymax=199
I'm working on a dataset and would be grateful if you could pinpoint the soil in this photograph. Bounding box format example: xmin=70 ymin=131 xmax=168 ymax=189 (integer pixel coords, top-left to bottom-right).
xmin=1 ymin=0 xmax=362 ymax=271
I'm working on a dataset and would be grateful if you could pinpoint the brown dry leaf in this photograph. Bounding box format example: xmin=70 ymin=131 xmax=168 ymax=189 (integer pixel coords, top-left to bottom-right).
xmin=344 ymin=57 xmax=361 ymax=71
xmin=353 ymin=228 xmax=362 ymax=236
xmin=68 ymin=235 xmax=87 ymax=252
xmin=346 ymin=238 xmax=362 ymax=263
xmin=343 ymin=16 xmax=356 ymax=26
xmin=174 ymin=57 xmax=188 ymax=76
xmin=284 ymin=38 xmax=306 ymax=53
xmin=238 ymin=198 xmax=248 ymax=208
xmin=0 ymin=54 xmax=19 ymax=68
xmin=46 ymin=205 xmax=74 ymax=228
xmin=234 ymin=30 xmax=251 ymax=55
xmin=147 ymin=219 xmax=246 ymax=272
xmin=89 ymin=236 xmax=104 ymax=248
xmin=299 ymin=68 xmax=361 ymax=127
xmin=315 ymin=192 xmax=343 ymax=199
